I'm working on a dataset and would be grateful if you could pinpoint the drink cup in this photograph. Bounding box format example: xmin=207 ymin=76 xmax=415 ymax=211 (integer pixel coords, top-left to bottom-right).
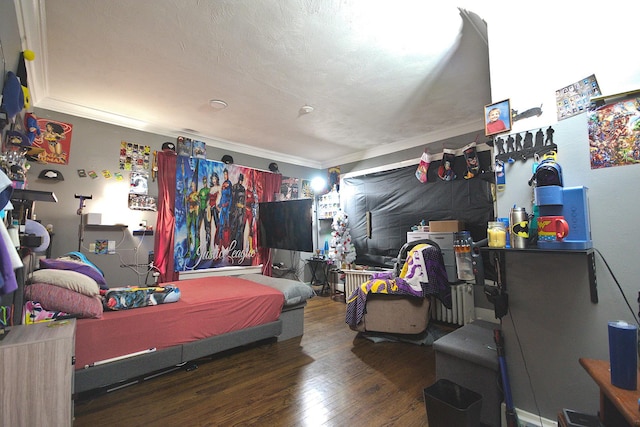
xmin=537 ymin=215 xmax=569 ymax=241
xmin=509 ymin=207 xmax=529 ymax=249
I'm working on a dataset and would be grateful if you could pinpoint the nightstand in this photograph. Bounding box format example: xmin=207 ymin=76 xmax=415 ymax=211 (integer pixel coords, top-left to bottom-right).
xmin=1 ymin=320 xmax=76 ymax=426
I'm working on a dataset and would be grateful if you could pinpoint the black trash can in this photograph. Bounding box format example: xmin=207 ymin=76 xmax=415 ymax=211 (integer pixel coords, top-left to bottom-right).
xmin=423 ymin=378 xmax=483 ymax=427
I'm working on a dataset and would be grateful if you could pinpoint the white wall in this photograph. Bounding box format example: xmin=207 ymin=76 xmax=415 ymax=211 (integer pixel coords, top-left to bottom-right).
xmin=461 ymin=0 xmax=640 ymax=421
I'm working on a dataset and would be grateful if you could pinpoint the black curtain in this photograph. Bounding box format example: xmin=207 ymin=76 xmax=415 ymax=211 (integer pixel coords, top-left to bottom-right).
xmin=343 ymin=152 xmax=494 ymax=267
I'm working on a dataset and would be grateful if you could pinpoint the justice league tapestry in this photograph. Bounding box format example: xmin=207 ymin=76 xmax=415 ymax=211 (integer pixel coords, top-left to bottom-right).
xmin=174 ymin=156 xmax=267 ymax=271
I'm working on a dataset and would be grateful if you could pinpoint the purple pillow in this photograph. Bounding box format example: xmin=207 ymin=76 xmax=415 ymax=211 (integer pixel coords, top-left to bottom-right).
xmin=39 ymin=258 xmax=108 ymax=289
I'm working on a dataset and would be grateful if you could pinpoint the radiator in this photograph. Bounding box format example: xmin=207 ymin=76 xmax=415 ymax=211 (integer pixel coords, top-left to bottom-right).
xmin=343 ymin=270 xmax=375 ymax=299
xmin=431 ymin=282 xmax=474 ymax=326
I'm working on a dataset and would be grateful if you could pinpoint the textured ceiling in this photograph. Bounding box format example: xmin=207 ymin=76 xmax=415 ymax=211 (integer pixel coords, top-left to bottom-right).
xmin=16 ymin=0 xmax=490 ymax=168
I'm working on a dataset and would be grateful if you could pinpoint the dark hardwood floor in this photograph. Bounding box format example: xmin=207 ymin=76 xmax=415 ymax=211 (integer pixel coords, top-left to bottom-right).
xmin=73 ymin=296 xmax=439 ymax=426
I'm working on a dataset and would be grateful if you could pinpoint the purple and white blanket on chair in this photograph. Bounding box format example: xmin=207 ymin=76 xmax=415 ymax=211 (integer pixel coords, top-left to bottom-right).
xmin=345 ymin=244 xmax=451 ymax=329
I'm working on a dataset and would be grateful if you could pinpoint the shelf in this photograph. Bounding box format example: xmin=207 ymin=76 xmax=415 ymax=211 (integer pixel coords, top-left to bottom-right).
xmin=480 ymin=246 xmax=594 ymax=255
xmin=132 ymin=230 xmax=154 ymax=236
xmin=11 ymin=189 xmax=58 ymax=203
xmin=84 ymin=224 xmax=128 ymax=231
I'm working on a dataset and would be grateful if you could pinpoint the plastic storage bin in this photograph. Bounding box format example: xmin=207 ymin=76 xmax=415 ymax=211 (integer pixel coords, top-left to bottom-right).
xmin=423 ymin=378 xmax=483 ymax=427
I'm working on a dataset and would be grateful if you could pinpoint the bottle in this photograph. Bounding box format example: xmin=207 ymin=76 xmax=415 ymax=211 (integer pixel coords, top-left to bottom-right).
xmin=488 ymin=221 xmax=507 ymax=248
xmin=509 ymin=207 xmax=529 ymax=249
xmin=454 ymin=231 xmax=474 ymax=281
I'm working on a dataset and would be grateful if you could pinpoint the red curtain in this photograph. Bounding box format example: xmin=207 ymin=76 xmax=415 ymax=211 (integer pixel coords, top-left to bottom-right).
xmin=153 ymin=149 xmax=179 ymax=283
xmin=259 ymin=172 xmax=282 ymax=276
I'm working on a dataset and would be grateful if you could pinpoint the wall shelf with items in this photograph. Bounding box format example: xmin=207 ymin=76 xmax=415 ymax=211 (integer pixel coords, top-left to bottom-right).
xmin=318 ymin=190 xmax=340 ymax=220
xmin=84 ymin=224 xmax=128 ymax=231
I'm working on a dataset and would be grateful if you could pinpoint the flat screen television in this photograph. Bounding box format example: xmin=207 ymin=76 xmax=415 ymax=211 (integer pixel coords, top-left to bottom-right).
xmin=258 ymin=198 xmax=313 ymax=252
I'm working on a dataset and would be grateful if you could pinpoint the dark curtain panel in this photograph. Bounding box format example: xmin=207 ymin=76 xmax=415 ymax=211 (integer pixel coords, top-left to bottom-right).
xmin=259 ymin=172 xmax=282 ymax=276
xmin=343 ymin=152 xmax=494 ymax=267
xmin=153 ymin=149 xmax=179 ymax=283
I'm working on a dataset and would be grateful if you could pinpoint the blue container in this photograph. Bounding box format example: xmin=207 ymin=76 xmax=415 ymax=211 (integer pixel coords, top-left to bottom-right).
xmin=497 ymin=217 xmax=510 ymax=248
xmin=608 ymin=321 xmax=638 ymax=390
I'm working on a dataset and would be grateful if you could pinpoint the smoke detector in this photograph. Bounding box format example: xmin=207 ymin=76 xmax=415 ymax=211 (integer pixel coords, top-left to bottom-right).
xmin=299 ymin=105 xmax=314 ymax=114
xmin=209 ymin=99 xmax=228 ymax=110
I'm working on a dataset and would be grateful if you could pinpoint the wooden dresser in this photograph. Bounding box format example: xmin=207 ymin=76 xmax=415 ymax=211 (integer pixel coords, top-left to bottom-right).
xmin=0 ymin=319 xmax=76 ymax=426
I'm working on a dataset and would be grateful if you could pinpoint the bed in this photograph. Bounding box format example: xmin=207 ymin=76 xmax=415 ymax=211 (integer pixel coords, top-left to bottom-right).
xmin=23 ymin=260 xmax=314 ymax=395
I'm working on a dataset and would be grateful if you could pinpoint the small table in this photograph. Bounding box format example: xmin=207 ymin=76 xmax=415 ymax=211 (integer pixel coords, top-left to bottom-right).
xmin=307 ymin=258 xmax=331 ymax=296
xmin=578 ymin=358 xmax=640 ymax=426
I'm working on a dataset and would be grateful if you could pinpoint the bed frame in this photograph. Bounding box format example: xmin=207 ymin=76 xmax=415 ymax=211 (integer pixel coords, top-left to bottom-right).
xmin=74 ymin=300 xmax=306 ymax=395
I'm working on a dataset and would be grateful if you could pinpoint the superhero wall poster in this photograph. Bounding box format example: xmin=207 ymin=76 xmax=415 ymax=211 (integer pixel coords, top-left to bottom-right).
xmin=174 ymin=156 xmax=263 ymax=271
xmin=588 ymin=92 xmax=640 ymax=169
xmin=30 ymin=118 xmax=73 ymax=165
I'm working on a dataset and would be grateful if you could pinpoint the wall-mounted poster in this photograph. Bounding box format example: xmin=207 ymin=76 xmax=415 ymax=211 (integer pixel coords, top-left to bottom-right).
xmin=31 ymin=118 xmax=73 ymax=165
xmin=328 ymin=166 xmax=340 ymax=191
xmin=174 ymin=157 xmax=266 ymax=271
xmin=119 ymin=141 xmax=151 ymax=171
xmin=588 ymin=91 xmax=640 ymax=169
xmin=192 ymin=140 xmax=206 ymax=159
xmin=556 ymin=74 xmax=601 ymax=121
xmin=300 ymin=180 xmax=312 ymax=198
xmin=279 ymin=176 xmax=299 ymax=200
xmin=129 ymin=172 xmax=148 ymax=194
xmin=177 ymin=136 xmax=193 ymax=157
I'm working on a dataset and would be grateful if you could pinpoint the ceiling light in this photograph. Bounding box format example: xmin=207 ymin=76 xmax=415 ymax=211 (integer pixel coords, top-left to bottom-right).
xmin=209 ymin=99 xmax=228 ymax=110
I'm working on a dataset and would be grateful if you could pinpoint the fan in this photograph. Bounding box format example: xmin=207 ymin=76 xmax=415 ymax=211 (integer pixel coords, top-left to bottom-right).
xmin=24 ymin=219 xmax=50 ymax=253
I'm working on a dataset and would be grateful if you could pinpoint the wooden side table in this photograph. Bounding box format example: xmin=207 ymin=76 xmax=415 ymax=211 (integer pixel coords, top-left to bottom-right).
xmin=307 ymin=258 xmax=331 ymax=296
xmin=1 ymin=320 xmax=76 ymax=426
xmin=579 ymin=357 xmax=640 ymax=426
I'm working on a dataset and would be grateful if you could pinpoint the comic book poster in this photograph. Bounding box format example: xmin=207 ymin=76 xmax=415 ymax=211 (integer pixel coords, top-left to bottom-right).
xmin=588 ymin=92 xmax=640 ymax=169
xmin=300 ymin=180 xmax=312 ymax=198
xmin=174 ymin=157 xmax=265 ymax=271
xmin=192 ymin=140 xmax=206 ymax=159
xmin=30 ymin=118 xmax=73 ymax=165
xmin=278 ymin=176 xmax=299 ymax=200
xmin=176 ymin=136 xmax=193 ymax=157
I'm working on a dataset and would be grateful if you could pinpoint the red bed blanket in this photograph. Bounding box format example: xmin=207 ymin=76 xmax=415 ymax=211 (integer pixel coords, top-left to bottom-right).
xmin=75 ymin=276 xmax=284 ymax=369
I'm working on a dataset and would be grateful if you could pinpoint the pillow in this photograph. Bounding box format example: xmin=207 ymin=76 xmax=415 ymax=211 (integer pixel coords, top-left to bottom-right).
xmin=238 ymin=274 xmax=315 ymax=306
xmin=29 ymin=269 xmax=100 ymax=297
xmin=39 ymin=258 xmax=108 ymax=289
xmin=25 ymin=283 xmax=103 ymax=318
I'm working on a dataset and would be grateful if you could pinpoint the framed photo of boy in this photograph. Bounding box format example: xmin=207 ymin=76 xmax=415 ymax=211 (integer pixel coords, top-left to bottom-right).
xmin=484 ymin=99 xmax=512 ymax=136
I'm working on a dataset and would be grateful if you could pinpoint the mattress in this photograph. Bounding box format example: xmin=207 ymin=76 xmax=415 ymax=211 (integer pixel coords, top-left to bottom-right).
xmin=75 ymin=276 xmax=284 ymax=370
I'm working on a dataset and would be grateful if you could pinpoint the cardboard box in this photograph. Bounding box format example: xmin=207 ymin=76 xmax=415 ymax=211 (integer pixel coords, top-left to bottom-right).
xmin=83 ymin=213 xmax=102 ymax=225
xmin=429 ymin=220 xmax=464 ymax=232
